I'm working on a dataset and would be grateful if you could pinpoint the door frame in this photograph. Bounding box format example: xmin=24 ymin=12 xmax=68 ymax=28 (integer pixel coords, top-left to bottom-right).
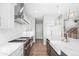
xmin=35 ymin=17 xmax=44 ymax=40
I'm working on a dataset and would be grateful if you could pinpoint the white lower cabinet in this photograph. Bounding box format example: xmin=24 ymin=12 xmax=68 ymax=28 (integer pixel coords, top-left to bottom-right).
xmin=9 ymin=45 xmax=23 ymax=56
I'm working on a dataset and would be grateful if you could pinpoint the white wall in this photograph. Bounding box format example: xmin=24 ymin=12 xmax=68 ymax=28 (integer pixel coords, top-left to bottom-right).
xmin=36 ymin=23 xmax=43 ymax=39
xmin=0 ymin=3 xmax=14 ymax=28
xmin=24 ymin=14 xmax=35 ymax=42
xmin=24 ymin=4 xmax=35 ymax=42
xmin=43 ymin=15 xmax=56 ymax=44
xmin=30 ymin=18 xmax=35 ymax=42
xmin=43 ymin=15 xmax=63 ymax=45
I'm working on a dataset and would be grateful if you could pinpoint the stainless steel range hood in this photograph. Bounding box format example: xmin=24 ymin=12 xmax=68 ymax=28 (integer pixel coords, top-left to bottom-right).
xmin=14 ymin=18 xmax=27 ymax=24
xmin=14 ymin=3 xmax=30 ymax=24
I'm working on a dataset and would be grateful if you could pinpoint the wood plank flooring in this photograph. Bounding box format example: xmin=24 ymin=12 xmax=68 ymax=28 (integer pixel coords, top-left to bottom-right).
xmin=30 ymin=39 xmax=48 ymax=56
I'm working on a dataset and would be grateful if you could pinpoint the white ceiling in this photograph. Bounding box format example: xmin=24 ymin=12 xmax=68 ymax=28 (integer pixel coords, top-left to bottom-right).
xmin=24 ymin=3 xmax=79 ymax=19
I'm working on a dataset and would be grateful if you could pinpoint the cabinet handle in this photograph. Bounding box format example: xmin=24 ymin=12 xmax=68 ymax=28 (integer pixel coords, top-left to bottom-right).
xmin=24 ymin=44 xmax=30 ymax=50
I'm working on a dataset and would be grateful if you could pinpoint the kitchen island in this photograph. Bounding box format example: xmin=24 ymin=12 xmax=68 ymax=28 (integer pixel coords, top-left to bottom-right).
xmin=48 ymin=38 xmax=79 ymax=56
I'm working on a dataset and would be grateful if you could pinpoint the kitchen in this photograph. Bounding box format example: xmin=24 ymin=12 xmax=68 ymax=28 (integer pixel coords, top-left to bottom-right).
xmin=0 ymin=3 xmax=79 ymax=56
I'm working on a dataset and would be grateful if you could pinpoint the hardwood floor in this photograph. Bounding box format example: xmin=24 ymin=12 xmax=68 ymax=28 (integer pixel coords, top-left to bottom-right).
xmin=29 ymin=39 xmax=48 ymax=56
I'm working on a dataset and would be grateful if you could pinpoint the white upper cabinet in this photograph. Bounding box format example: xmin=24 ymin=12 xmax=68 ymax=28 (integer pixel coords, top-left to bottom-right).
xmin=0 ymin=3 xmax=14 ymax=28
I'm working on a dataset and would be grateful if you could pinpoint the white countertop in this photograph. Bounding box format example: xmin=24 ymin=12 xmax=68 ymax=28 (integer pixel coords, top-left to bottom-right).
xmin=49 ymin=38 xmax=79 ymax=56
xmin=0 ymin=42 xmax=24 ymax=56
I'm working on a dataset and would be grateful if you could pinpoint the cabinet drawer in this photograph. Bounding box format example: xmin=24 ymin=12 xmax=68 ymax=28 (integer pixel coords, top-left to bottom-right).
xmin=9 ymin=45 xmax=23 ymax=56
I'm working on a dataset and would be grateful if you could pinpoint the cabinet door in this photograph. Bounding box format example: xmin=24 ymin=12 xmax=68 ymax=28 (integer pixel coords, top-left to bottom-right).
xmin=9 ymin=45 xmax=23 ymax=56
xmin=50 ymin=46 xmax=58 ymax=56
xmin=48 ymin=43 xmax=51 ymax=56
xmin=47 ymin=39 xmax=59 ymax=56
xmin=24 ymin=44 xmax=31 ymax=56
xmin=24 ymin=39 xmax=32 ymax=56
xmin=47 ymin=39 xmax=51 ymax=56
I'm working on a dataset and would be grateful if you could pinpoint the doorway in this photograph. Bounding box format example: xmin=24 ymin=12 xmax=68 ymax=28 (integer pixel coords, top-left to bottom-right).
xmin=35 ymin=17 xmax=43 ymax=40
